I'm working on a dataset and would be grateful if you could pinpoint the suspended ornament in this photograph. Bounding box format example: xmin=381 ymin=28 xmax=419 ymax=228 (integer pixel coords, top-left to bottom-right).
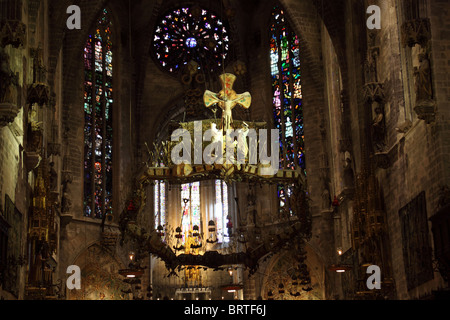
xmin=173 ymin=226 xmax=185 ymax=251
xmin=127 ymin=200 xmax=136 ymax=211
xmin=191 ymin=227 xmax=202 ymax=249
xmin=192 ymin=225 xmax=200 ymax=237
xmin=156 ymin=225 xmax=164 ymax=237
xmin=175 ymin=227 xmax=183 ymax=239
xmin=208 ymin=220 xmax=216 ymax=232
xmin=128 ymin=251 xmax=135 ymax=263
xmin=269 ymin=236 xmax=276 ymax=248
xmin=237 ymin=229 xmax=247 ymax=244
xmin=207 ymin=220 xmax=218 ymax=244
xmin=332 ymin=196 xmax=340 ymax=207
xmin=173 ymin=244 xmax=185 ymax=251
xmin=127 ymin=200 xmax=138 ymax=221
xmin=191 ymin=242 xmax=202 ymax=249
xmin=226 ymin=215 xmax=233 ymax=237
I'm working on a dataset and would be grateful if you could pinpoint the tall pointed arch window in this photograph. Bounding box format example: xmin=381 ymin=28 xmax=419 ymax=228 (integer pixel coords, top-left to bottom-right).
xmin=215 ymin=180 xmax=229 ymax=243
xmin=83 ymin=9 xmax=114 ymax=219
xmin=154 ymin=181 xmax=166 ymax=229
xmin=270 ymin=6 xmax=305 ymax=171
xmin=270 ymin=6 xmax=305 ymax=215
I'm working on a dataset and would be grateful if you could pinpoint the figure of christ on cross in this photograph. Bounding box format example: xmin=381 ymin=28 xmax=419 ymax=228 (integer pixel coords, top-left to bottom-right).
xmin=203 ymin=73 xmax=252 ymax=131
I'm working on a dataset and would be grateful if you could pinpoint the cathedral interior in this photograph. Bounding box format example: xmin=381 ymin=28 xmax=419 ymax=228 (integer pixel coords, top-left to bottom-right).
xmin=0 ymin=0 xmax=449 ymax=301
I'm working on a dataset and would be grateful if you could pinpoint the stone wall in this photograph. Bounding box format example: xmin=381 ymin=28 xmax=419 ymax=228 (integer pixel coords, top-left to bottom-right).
xmin=372 ymin=0 xmax=449 ymax=299
xmin=57 ymin=0 xmax=138 ymax=284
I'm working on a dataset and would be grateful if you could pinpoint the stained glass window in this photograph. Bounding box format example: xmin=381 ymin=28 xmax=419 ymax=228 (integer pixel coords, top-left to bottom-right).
xmin=270 ymin=6 xmax=305 ymax=216
xmin=181 ymin=182 xmax=201 ymax=244
xmin=215 ymin=180 xmax=229 ymax=243
xmin=152 ymin=6 xmax=229 ymax=74
xmin=83 ymin=9 xmax=113 ymax=219
xmin=270 ymin=6 xmax=305 ymax=171
xmin=278 ymin=183 xmax=295 ymax=216
xmin=154 ymin=181 xmax=166 ymax=228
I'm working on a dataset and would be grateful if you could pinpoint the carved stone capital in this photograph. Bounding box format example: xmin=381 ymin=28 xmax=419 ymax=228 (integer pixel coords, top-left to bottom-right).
xmin=0 ymin=102 xmax=20 ymax=127
xmin=0 ymin=20 xmax=26 ymax=48
xmin=371 ymin=143 xmax=398 ymax=170
xmin=27 ymin=127 xmax=43 ymax=153
xmin=401 ymin=18 xmax=431 ymax=48
xmin=372 ymin=152 xmax=390 ymax=170
xmin=101 ymin=232 xmax=119 ymax=247
xmin=27 ymin=83 xmax=50 ymax=106
xmin=339 ymin=139 xmax=353 ymax=153
xmin=60 ymin=214 xmax=73 ymax=229
xmin=414 ymin=100 xmax=435 ymax=124
xmin=363 ymin=82 xmax=384 ymax=103
xmin=61 ymin=170 xmax=73 ymax=185
xmin=24 ymin=151 xmax=41 ymax=172
xmin=47 ymin=142 xmax=61 ymax=156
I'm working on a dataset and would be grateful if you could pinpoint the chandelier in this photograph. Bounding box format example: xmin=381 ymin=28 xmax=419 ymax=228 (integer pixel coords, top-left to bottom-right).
xmin=118 ymin=73 xmax=312 ymax=285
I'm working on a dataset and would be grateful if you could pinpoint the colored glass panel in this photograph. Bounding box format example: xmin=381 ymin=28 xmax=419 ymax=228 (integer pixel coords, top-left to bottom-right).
xmin=215 ymin=180 xmax=229 ymax=243
xmin=152 ymin=6 xmax=229 ymax=74
xmin=181 ymin=183 xmax=190 ymax=244
xmin=83 ymin=9 xmax=113 ymax=219
xmin=154 ymin=181 xmax=166 ymax=228
xmin=271 ymin=6 xmax=305 ymax=215
xmin=271 ymin=6 xmax=305 ymax=172
xmin=180 ymin=182 xmax=202 ymax=244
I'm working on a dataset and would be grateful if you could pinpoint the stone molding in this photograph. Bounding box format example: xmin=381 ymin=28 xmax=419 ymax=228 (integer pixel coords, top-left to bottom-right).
xmin=0 ymin=20 xmax=26 ymax=48
xmin=0 ymin=102 xmax=20 ymax=128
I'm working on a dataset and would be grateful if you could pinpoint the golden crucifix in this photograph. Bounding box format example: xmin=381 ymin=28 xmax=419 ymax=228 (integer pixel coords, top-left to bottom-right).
xmin=203 ymin=73 xmax=252 ymax=131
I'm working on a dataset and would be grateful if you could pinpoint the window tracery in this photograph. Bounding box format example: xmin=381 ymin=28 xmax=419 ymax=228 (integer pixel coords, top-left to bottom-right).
xmin=83 ymin=8 xmax=113 ymax=219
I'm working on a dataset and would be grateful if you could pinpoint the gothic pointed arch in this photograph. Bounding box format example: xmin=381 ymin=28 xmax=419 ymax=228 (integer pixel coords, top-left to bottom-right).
xmin=83 ymin=8 xmax=114 ymax=220
xmin=68 ymin=243 xmax=130 ymax=300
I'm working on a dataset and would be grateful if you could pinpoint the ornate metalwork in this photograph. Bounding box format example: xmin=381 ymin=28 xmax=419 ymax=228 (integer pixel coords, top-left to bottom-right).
xmin=119 ymin=75 xmax=311 ymax=278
